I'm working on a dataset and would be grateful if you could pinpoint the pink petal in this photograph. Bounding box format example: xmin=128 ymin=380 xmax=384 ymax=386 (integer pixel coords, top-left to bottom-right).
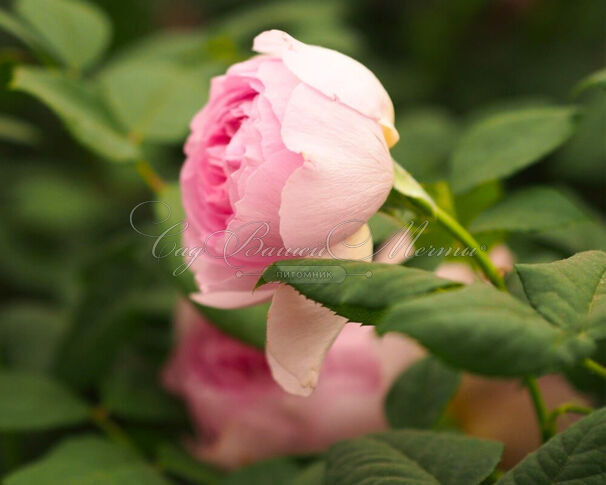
xmin=266 ymin=285 xmax=348 ymax=396
xmin=226 ymin=95 xmax=303 ymax=256
xmin=183 ymin=224 xmax=259 ymax=291
xmin=190 ymin=289 xmax=273 ymax=309
xmin=255 ymin=58 xmax=300 ymax=122
xmin=374 ymin=333 xmax=425 ymax=384
xmin=278 ymin=84 xmax=393 ymax=251
xmin=264 ymin=224 xmax=375 ymax=395
xmin=253 ymin=30 xmax=398 ymax=146
xmin=489 ymin=244 xmax=515 ymax=275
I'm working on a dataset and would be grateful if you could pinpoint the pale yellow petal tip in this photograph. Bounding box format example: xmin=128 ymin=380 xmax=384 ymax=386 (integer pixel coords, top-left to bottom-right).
xmin=381 ymin=120 xmax=400 ymax=148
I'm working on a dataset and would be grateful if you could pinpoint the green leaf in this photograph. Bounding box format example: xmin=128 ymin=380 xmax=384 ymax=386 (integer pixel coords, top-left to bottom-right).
xmin=157 ymin=443 xmax=223 ymax=485
xmin=0 ymin=9 xmax=49 ymax=61
xmin=551 ymin=92 xmax=606 ymax=185
xmin=385 ymin=357 xmax=461 ymax=429
xmin=454 ymin=180 xmax=503 ymax=227
xmin=288 ymin=462 xmax=325 ymax=485
xmin=101 ymin=350 xmax=185 ymax=423
xmin=378 ymin=284 xmax=594 ymax=376
xmin=467 ymin=98 xmax=553 ymax=125
xmin=564 ymin=339 xmax=606 ymax=405
xmin=105 ymin=30 xmax=212 ymax=68
xmin=260 ymin=260 xmax=595 ymax=376
xmin=530 ymin=189 xmax=606 ymax=253
xmin=392 ymin=108 xmax=459 ymax=182
xmin=536 ymin=220 xmax=606 ymax=254
xmin=100 ymin=61 xmax=218 ymax=142
xmin=387 ymin=162 xmax=437 ymax=216
xmin=14 ymin=172 xmax=107 ymax=232
xmin=573 ymin=68 xmax=606 ymax=98
xmin=222 ymin=458 xmax=300 ymax=485
xmin=368 ymin=212 xmax=402 ymax=244
xmin=4 ymin=436 xmax=171 ymax=485
xmin=0 ymin=371 xmax=89 ymax=431
xmin=325 ymin=430 xmax=502 ymax=485
xmin=55 ymin=236 xmax=175 ymax=388
xmin=0 ymin=304 xmax=68 ymax=372
xmin=497 ymin=407 xmax=606 ymax=485
xmin=469 ymin=187 xmax=588 ymax=233
xmin=403 ymin=181 xmax=458 ymax=270
xmin=259 ymin=259 xmax=458 ymax=325
xmin=516 ymin=251 xmax=606 ymax=339
xmin=213 ymin=0 xmax=356 ymax=54
xmin=451 ymin=106 xmax=576 ymax=193
xmin=15 ymin=0 xmax=111 ymax=70
xmin=11 ymin=67 xmax=140 ymax=162
xmin=0 ymin=114 xmax=39 ymax=145
xmin=153 ymin=183 xmax=197 ymax=293
xmin=0 ymin=208 xmax=75 ymax=300
xmin=200 ymin=304 xmax=269 ymax=349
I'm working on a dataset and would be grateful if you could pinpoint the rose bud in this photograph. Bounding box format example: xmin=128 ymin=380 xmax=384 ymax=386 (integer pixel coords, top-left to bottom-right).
xmin=162 ymin=301 xmax=422 ymax=469
xmin=180 ymin=30 xmax=397 ymax=395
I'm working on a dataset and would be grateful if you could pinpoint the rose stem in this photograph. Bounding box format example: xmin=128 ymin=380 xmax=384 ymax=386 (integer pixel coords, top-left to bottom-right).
xmin=90 ymin=406 xmax=138 ymax=453
xmin=400 ymin=187 xmax=550 ymax=440
xmin=432 ymin=205 xmax=507 ymax=291
xmin=583 ymin=358 xmax=606 ymax=379
xmin=136 ymin=159 xmax=166 ymax=194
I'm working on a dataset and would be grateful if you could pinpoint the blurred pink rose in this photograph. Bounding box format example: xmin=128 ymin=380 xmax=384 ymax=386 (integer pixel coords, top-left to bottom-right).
xmin=180 ymin=30 xmax=397 ymax=396
xmin=162 ymin=301 xmax=422 ymax=469
xmin=435 ymin=244 xmax=515 ymax=284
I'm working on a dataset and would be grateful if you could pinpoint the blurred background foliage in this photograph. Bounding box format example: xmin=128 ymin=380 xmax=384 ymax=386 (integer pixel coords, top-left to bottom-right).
xmin=0 ymin=0 xmax=604 ymax=480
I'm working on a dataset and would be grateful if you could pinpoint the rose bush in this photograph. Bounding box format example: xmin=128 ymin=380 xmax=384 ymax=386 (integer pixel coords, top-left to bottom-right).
xmin=162 ymin=300 xmax=421 ymax=468
xmin=2 ymin=0 xmax=605 ymax=482
xmin=181 ymin=30 xmax=398 ymax=395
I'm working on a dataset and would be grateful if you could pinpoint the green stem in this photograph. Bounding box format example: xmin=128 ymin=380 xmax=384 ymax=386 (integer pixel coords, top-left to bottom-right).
xmin=420 ymin=207 xmax=547 ymax=439
xmin=583 ymin=358 xmax=606 ymax=379
xmin=432 ymin=205 xmax=507 ymax=290
xmin=90 ymin=407 xmax=137 ymax=453
xmin=388 ymin=162 xmax=505 ymax=289
xmin=523 ymin=376 xmax=551 ymax=442
xmin=545 ymin=402 xmax=593 ymax=438
xmin=135 ymin=159 xmax=166 ymax=194
xmin=547 ymin=402 xmax=592 ymax=423
xmin=389 ymin=162 xmax=546 ymax=440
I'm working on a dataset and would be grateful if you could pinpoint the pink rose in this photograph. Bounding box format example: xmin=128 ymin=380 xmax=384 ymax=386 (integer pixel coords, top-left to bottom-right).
xmin=162 ymin=301 xmax=422 ymax=469
xmin=180 ymin=30 xmax=397 ymax=395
